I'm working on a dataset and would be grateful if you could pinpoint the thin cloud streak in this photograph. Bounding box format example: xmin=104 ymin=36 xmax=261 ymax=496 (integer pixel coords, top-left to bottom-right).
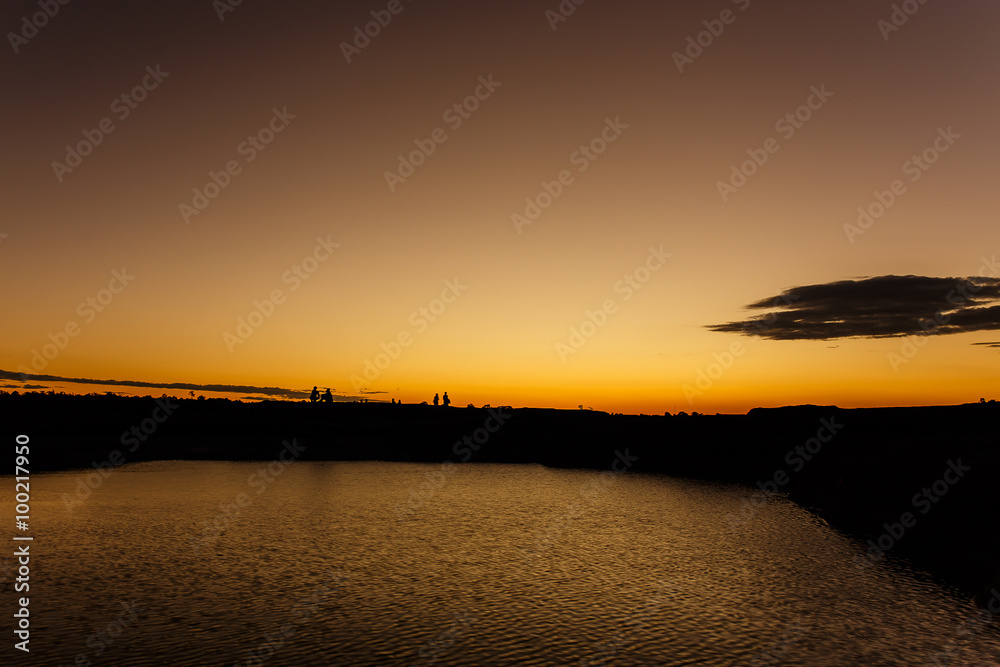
xmin=0 ymin=369 xmax=325 ymax=400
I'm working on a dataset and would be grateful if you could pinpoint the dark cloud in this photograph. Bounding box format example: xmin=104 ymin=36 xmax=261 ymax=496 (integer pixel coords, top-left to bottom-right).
xmin=972 ymin=342 xmax=1000 ymax=348
xmin=709 ymin=275 xmax=1000 ymax=341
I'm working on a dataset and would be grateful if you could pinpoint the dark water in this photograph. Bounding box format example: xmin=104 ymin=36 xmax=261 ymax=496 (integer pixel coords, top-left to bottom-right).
xmin=6 ymin=461 xmax=999 ymax=666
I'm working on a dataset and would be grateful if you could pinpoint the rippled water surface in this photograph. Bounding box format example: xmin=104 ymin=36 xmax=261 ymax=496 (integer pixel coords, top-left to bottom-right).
xmin=8 ymin=461 xmax=1000 ymax=665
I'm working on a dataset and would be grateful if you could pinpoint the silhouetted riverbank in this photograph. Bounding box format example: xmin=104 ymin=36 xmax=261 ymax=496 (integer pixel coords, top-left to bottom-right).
xmin=4 ymin=392 xmax=998 ymax=608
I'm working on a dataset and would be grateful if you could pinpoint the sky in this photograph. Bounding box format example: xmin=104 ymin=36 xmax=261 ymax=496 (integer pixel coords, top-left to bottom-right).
xmin=2 ymin=0 xmax=999 ymax=414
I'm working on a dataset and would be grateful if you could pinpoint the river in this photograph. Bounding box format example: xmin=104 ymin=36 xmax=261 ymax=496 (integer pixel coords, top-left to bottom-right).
xmin=10 ymin=460 xmax=999 ymax=666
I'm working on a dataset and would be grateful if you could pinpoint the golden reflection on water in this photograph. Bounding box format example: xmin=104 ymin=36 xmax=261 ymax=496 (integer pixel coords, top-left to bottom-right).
xmin=11 ymin=461 xmax=1000 ymax=666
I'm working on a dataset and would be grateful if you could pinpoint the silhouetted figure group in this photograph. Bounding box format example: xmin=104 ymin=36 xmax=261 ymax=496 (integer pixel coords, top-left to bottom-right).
xmin=310 ymin=387 xmax=443 ymax=406
xmin=309 ymin=386 xmax=333 ymax=403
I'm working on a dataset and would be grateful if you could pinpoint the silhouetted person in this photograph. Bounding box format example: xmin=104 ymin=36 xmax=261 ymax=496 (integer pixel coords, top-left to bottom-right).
xmin=309 ymin=386 xmax=319 ymax=403
xmin=322 ymin=388 xmax=333 ymax=403
xmin=433 ymin=393 xmax=439 ymax=406
xmin=442 ymin=392 xmax=450 ymax=407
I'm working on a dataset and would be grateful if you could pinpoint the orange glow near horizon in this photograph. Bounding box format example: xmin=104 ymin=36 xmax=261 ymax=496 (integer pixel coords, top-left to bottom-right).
xmin=3 ymin=1 xmax=999 ymax=415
